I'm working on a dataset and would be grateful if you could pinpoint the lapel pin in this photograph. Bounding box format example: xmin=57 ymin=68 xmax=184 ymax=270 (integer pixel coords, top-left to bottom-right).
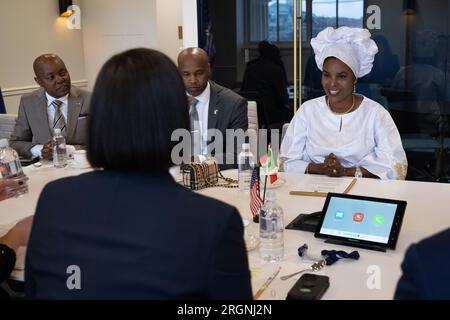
xmin=214 ymin=109 xmax=219 ymax=115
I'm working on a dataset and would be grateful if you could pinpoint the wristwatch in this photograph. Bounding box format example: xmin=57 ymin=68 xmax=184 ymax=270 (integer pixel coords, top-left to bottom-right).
xmin=355 ymin=166 xmax=363 ymax=178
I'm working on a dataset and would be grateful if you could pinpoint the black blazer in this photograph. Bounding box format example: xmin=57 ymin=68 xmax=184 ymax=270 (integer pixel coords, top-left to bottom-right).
xmin=208 ymin=81 xmax=248 ymax=169
xmin=394 ymin=228 xmax=450 ymax=300
xmin=0 ymin=244 xmax=15 ymax=299
xmin=241 ymin=58 xmax=291 ymax=124
xmin=25 ymin=171 xmax=252 ymax=299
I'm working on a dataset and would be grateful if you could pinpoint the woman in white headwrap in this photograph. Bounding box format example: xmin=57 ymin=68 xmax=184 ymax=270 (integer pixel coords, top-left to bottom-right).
xmin=280 ymin=27 xmax=407 ymax=180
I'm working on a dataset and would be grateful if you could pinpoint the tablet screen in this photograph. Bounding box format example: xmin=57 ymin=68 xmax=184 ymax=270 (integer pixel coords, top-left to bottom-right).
xmin=320 ymin=197 xmax=397 ymax=244
xmin=315 ymin=193 xmax=406 ymax=250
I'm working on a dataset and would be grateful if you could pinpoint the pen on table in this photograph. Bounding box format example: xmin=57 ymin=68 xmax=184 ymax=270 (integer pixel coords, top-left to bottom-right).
xmin=289 ymin=191 xmax=328 ymax=197
xmin=254 ymin=266 xmax=281 ymax=300
xmin=343 ymin=178 xmax=357 ymax=194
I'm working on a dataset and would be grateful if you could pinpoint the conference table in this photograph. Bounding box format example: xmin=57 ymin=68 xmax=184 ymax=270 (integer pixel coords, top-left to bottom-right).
xmin=1 ymin=163 xmax=450 ymax=300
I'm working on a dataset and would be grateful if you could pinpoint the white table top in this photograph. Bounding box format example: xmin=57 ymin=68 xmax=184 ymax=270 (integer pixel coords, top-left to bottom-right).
xmin=200 ymin=171 xmax=450 ymax=300
xmin=0 ymin=163 xmax=92 ymax=281
xmin=1 ymin=165 xmax=450 ymax=299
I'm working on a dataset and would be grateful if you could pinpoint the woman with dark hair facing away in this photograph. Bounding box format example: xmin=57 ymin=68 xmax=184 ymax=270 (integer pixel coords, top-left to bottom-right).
xmin=25 ymin=48 xmax=252 ymax=299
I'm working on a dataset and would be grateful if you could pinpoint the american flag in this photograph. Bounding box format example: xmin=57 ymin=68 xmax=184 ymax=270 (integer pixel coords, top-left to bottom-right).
xmin=250 ymin=166 xmax=263 ymax=218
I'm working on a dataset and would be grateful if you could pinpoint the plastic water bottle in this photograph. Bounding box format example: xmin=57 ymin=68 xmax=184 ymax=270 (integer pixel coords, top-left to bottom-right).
xmin=52 ymin=128 xmax=67 ymax=168
xmin=0 ymin=138 xmax=23 ymax=178
xmin=238 ymin=143 xmax=254 ymax=192
xmin=259 ymin=190 xmax=284 ymax=262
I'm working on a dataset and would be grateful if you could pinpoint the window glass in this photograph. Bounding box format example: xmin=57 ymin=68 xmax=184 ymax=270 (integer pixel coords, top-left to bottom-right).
xmin=278 ymin=0 xmax=295 ymax=41
xmin=338 ymin=0 xmax=363 ymax=28
xmin=249 ymin=0 xmax=364 ymax=43
xmin=312 ymin=0 xmax=336 ymax=38
xmin=268 ymin=0 xmax=278 ymax=41
xmin=302 ymin=0 xmax=307 ymax=42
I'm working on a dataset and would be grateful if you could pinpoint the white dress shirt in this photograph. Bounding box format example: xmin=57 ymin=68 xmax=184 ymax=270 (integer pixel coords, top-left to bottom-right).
xmin=188 ymin=82 xmax=211 ymax=155
xmin=30 ymin=93 xmax=69 ymax=158
xmin=280 ymin=95 xmax=408 ymax=180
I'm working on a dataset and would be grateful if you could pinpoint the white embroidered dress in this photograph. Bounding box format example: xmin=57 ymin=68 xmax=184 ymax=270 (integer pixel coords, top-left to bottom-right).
xmin=280 ymin=95 xmax=407 ymax=180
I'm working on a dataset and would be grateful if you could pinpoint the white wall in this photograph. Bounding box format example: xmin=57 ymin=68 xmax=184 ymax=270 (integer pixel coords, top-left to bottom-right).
xmin=81 ymin=0 xmax=158 ymax=90
xmin=81 ymin=0 xmax=191 ymax=90
xmin=1 ymin=0 xmax=197 ymax=112
xmin=156 ymin=0 xmax=183 ymax=62
xmin=181 ymin=0 xmax=198 ymax=48
xmin=0 ymin=0 xmax=86 ymax=114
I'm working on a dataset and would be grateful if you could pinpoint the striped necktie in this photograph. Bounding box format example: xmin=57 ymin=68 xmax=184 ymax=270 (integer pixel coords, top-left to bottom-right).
xmin=52 ymin=100 xmax=66 ymax=134
xmin=189 ymin=98 xmax=201 ymax=156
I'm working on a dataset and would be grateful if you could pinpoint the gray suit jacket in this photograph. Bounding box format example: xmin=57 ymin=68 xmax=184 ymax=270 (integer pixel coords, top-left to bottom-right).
xmin=207 ymin=81 xmax=248 ymax=168
xmin=10 ymin=86 xmax=91 ymax=158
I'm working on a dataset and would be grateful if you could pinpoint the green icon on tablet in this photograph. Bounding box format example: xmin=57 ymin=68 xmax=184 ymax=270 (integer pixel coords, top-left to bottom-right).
xmin=373 ymin=215 xmax=384 ymax=225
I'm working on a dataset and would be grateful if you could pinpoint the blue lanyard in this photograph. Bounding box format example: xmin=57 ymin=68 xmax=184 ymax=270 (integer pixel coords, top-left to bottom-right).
xmin=321 ymin=249 xmax=360 ymax=265
xmin=298 ymin=243 xmax=360 ymax=266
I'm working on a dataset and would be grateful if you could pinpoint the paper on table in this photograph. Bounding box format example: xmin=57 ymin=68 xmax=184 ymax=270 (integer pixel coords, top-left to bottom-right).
xmin=251 ymin=264 xmax=281 ymax=299
xmin=290 ymin=175 xmax=356 ymax=197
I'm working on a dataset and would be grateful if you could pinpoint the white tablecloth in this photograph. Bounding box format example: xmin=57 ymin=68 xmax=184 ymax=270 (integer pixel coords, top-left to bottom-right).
xmin=1 ymin=165 xmax=450 ymax=299
xmin=199 ymin=170 xmax=450 ymax=300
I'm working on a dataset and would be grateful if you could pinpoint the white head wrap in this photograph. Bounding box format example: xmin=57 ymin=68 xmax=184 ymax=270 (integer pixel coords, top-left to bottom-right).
xmin=311 ymin=27 xmax=379 ymax=78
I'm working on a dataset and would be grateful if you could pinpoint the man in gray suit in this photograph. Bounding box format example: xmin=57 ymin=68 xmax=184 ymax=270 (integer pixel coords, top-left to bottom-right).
xmin=177 ymin=48 xmax=248 ymax=168
xmin=10 ymin=54 xmax=91 ymax=160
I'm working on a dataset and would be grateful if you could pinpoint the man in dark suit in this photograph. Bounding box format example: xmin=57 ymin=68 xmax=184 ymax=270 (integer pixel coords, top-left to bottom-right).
xmin=10 ymin=54 xmax=91 ymax=160
xmin=177 ymin=48 xmax=248 ymax=168
xmin=241 ymin=41 xmax=291 ymax=127
xmin=394 ymin=228 xmax=450 ymax=299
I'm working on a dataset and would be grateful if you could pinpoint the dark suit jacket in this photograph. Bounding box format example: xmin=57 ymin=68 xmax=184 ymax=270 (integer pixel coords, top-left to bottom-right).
xmin=0 ymin=244 xmax=15 ymax=299
xmin=10 ymin=86 xmax=91 ymax=158
xmin=0 ymin=244 xmax=15 ymax=283
xmin=394 ymin=228 xmax=450 ymax=300
xmin=25 ymin=171 xmax=252 ymax=299
xmin=241 ymin=58 xmax=291 ymax=125
xmin=207 ymin=81 xmax=248 ymax=169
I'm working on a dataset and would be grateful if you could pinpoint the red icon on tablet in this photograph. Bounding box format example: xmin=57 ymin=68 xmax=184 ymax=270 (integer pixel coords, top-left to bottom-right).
xmin=353 ymin=213 xmax=364 ymax=222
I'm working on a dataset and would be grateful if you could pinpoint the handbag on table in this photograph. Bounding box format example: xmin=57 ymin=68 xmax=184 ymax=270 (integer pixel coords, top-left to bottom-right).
xmin=181 ymin=158 xmax=237 ymax=190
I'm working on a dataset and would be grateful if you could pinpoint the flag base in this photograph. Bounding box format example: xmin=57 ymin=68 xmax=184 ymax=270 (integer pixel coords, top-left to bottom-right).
xmin=253 ymin=214 xmax=259 ymax=223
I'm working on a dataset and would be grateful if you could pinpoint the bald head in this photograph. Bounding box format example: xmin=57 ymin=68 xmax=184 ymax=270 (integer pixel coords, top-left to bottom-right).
xmin=33 ymin=54 xmax=63 ymax=76
xmin=177 ymin=48 xmax=210 ymax=97
xmin=177 ymin=48 xmax=209 ymax=67
xmin=33 ymin=54 xmax=71 ymax=98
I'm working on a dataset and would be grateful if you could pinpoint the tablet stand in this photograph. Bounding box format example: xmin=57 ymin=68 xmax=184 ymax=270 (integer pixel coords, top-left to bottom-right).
xmin=285 ymin=211 xmax=322 ymax=232
xmin=324 ymin=239 xmax=387 ymax=252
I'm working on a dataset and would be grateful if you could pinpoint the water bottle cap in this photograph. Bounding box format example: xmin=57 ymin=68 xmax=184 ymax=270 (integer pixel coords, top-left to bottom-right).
xmin=242 ymin=143 xmax=250 ymax=150
xmin=0 ymin=138 xmax=8 ymax=148
xmin=265 ymin=190 xmax=277 ymax=202
xmin=0 ymin=139 xmax=9 ymax=148
xmin=54 ymin=128 xmax=61 ymax=135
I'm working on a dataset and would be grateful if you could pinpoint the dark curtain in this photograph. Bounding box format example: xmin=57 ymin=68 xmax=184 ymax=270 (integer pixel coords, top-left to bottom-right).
xmin=0 ymin=87 xmax=6 ymax=114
